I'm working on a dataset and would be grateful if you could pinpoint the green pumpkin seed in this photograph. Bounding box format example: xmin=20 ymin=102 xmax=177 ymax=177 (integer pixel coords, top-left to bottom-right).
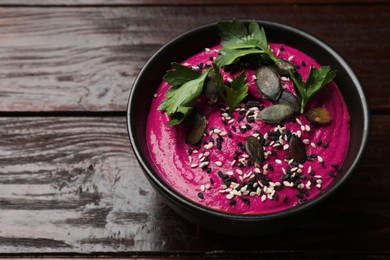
xmin=277 ymin=91 xmax=300 ymax=114
xmin=255 ymin=66 xmax=282 ymax=101
xmin=257 ymin=104 xmax=294 ymax=123
xmin=187 ymin=112 xmax=207 ymax=145
xmin=305 ymin=107 xmax=331 ymax=125
xmin=274 ymin=58 xmax=296 ymax=75
xmin=204 ymin=71 xmax=218 ymax=103
xmin=245 ymin=136 xmax=264 ymax=164
xmin=289 ymin=135 xmax=306 ymax=164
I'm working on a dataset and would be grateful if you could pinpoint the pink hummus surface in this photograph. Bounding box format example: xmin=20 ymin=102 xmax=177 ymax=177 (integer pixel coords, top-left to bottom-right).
xmin=146 ymin=43 xmax=350 ymax=214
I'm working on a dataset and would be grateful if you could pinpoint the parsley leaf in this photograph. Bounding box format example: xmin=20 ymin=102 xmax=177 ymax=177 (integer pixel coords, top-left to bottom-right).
xmin=213 ymin=63 xmax=248 ymax=113
xmin=289 ymin=65 xmax=337 ymax=114
xmin=163 ymin=62 xmax=201 ymax=87
xmin=215 ymin=20 xmax=277 ymax=67
xmin=158 ymin=63 xmax=211 ymax=126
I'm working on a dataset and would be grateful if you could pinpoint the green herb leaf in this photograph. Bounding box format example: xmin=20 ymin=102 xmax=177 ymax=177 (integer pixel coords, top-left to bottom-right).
xmin=213 ymin=63 xmax=248 ymax=113
xmin=163 ymin=62 xmax=201 ymax=87
xmin=289 ymin=65 xmax=337 ymax=113
xmin=159 ymin=64 xmax=211 ymax=126
xmin=215 ymin=19 xmax=277 ymax=67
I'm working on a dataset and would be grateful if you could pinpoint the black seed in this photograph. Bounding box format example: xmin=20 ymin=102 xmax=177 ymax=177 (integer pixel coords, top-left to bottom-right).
xmin=270 ymin=150 xmax=277 ymax=155
xmin=280 ymin=45 xmax=285 ymax=51
xmin=274 ymin=193 xmax=279 ymax=201
xmin=310 ymin=153 xmax=317 ymax=158
xmin=316 ymin=140 xmax=323 ymax=146
xmin=241 ymin=196 xmax=250 ymax=205
xmin=218 ymin=171 xmax=225 ymax=179
xmin=302 ymin=189 xmax=309 ymax=197
xmin=328 ymin=171 xmax=336 ymax=178
xmin=296 ymin=192 xmax=303 ymax=199
xmin=230 ymin=176 xmax=238 ymax=183
xmin=187 ymin=147 xmax=193 ymax=155
xmin=331 ymin=163 xmax=339 ymax=168
xmin=238 ymin=114 xmax=245 ymax=122
xmin=201 ymin=164 xmax=208 ymax=170
xmin=227 ymin=130 xmax=232 ymax=138
xmin=206 ymin=168 xmax=212 ymax=173
xmin=209 ymin=137 xmax=214 ymax=143
xmin=247 ymin=117 xmax=255 ymax=123
xmin=233 ymin=155 xmax=239 ymax=160
xmin=291 ymin=117 xmax=296 ymax=123
xmin=238 ymin=142 xmax=243 ymax=147
xmin=229 ymin=199 xmax=236 ymax=206
xmin=239 ymin=127 xmax=247 ymax=134
xmin=235 ymin=151 xmax=242 ymax=155
xmin=300 ymin=198 xmax=308 ymax=203
xmin=240 ymin=146 xmax=247 ymax=151
xmin=321 ymin=161 xmax=325 ymax=167
xmin=231 ymin=125 xmax=237 ymax=132
xmin=285 ymin=154 xmax=292 ymax=160
xmin=209 ymin=178 xmax=214 ymax=184
xmin=198 ymin=192 xmax=204 ymax=199
xmin=268 ymin=165 xmax=274 ymax=172
xmin=202 ymin=140 xmax=208 ymax=144
xmin=216 ymin=142 xmax=222 ymax=150
xmin=209 ymin=56 xmax=214 ymax=61
xmin=245 ymin=124 xmax=252 ymax=130
xmin=283 ymin=194 xmax=288 ymax=202
xmin=275 ymin=185 xmax=283 ymax=191
xmin=301 ymin=61 xmax=306 ymax=67
xmin=322 ymin=142 xmax=329 ymax=148
xmin=300 ymin=174 xmax=307 ymax=179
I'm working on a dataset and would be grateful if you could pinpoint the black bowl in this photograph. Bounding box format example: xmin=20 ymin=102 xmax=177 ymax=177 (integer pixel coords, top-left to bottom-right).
xmin=127 ymin=20 xmax=370 ymax=236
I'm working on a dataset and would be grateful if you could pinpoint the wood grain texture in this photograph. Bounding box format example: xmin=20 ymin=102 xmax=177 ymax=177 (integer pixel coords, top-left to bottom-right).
xmin=0 ymin=5 xmax=388 ymax=112
xmin=0 ymin=115 xmax=388 ymax=254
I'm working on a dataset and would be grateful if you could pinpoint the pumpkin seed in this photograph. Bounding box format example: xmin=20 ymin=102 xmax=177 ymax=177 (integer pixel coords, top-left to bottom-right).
xmin=187 ymin=112 xmax=207 ymax=145
xmin=257 ymin=104 xmax=294 ymax=123
xmin=277 ymin=91 xmax=300 ymax=114
xmin=305 ymin=107 xmax=331 ymax=124
xmin=255 ymin=66 xmax=282 ymax=101
xmin=245 ymin=136 xmax=264 ymax=164
xmin=289 ymin=135 xmax=306 ymax=164
xmin=274 ymin=58 xmax=296 ymax=75
xmin=204 ymin=71 xmax=218 ymax=103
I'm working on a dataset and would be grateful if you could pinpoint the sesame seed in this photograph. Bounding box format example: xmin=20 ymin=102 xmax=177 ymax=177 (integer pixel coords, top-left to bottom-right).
xmin=283 ymin=144 xmax=289 ymax=150
xmin=215 ymin=161 xmax=223 ymax=167
xmin=316 ymin=184 xmax=322 ymax=189
xmin=261 ymin=194 xmax=267 ymax=202
xmin=228 ymin=119 xmax=235 ymax=124
xmin=296 ymin=130 xmax=302 ymax=138
xmin=200 ymin=185 xmax=205 ymax=192
xmin=305 ymin=125 xmax=311 ymax=131
xmin=230 ymin=160 xmax=236 ymax=166
xmin=288 ymin=55 xmax=294 ymax=61
xmin=275 ymin=159 xmax=282 ymax=164
xmin=317 ymin=155 xmax=324 ymax=163
xmin=296 ymin=118 xmax=302 ymax=125
xmin=281 ymin=76 xmax=290 ymax=81
xmin=205 ymin=48 xmax=210 ymax=52
xmin=226 ymin=171 xmax=234 ymax=176
xmin=301 ymin=125 xmax=306 ymax=131
xmin=190 ymin=163 xmax=198 ymax=168
xmin=226 ymin=193 xmax=234 ymax=200
xmin=307 ymin=165 xmax=312 ymax=174
xmin=252 ymin=75 xmax=257 ymax=80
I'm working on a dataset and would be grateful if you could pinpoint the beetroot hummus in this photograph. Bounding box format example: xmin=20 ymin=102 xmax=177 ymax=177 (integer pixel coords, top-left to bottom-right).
xmin=146 ymin=42 xmax=350 ymax=214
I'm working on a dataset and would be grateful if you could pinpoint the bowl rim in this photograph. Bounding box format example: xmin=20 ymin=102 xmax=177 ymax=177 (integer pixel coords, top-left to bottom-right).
xmin=127 ymin=19 xmax=370 ymax=220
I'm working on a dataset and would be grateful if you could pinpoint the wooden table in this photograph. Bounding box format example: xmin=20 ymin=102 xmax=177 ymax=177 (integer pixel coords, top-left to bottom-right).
xmin=0 ymin=0 xmax=388 ymax=258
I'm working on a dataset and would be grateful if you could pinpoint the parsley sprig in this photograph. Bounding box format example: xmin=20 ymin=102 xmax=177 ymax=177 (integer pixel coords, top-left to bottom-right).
xmin=213 ymin=63 xmax=248 ymax=113
xmin=158 ymin=62 xmax=211 ymax=126
xmin=215 ymin=19 xmax=277 ymax=67
xmin=289 ymin=65 xmax=337 ymax=113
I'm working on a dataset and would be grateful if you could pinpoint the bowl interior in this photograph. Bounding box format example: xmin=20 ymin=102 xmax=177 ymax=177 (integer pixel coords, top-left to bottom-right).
xmin=128 ymin=20 xmax=370 ymax=219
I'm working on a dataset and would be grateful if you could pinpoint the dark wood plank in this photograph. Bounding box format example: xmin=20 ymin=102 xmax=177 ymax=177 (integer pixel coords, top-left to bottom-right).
xmin=0 ymin=5 xmax=388 ymax=112
xmin=0 ymin=115 xmax=388 ymax=253
xmin=0 ymin=0 xmax=386 ymax=5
